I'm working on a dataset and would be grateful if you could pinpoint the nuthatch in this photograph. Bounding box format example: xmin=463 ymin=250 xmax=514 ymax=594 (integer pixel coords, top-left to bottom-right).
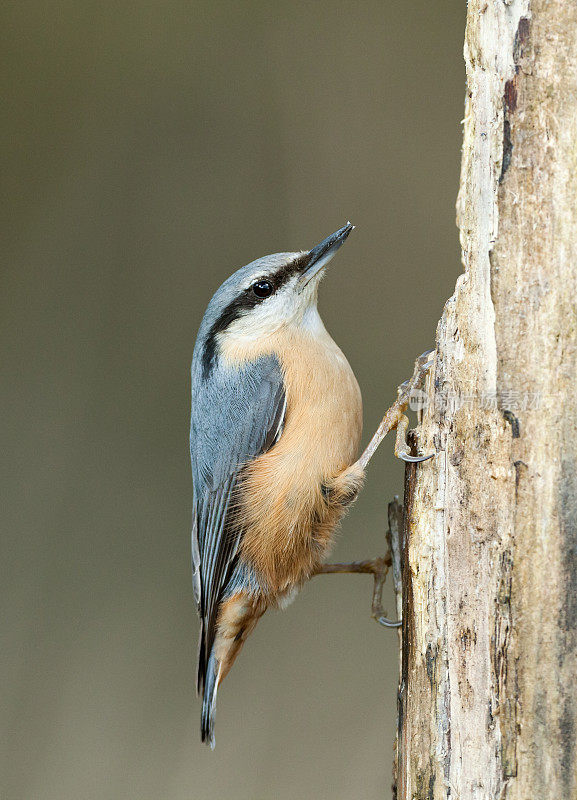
xmin=190 ymin=224 xmax=432 ymax=747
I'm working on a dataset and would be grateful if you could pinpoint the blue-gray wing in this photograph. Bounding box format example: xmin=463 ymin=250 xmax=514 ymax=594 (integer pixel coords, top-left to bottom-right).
xmin=190 ymin=353 xmax=285 ymax=690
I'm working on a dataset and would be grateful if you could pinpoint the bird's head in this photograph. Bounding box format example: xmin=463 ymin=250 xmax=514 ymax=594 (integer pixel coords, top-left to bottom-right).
xmin=196 ymin=223 xmax=354 ymax=375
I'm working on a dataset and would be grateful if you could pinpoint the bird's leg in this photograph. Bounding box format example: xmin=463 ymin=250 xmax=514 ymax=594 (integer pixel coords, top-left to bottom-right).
xmin=314 ymin=354 xmax=434 ymax=628
xmin=312 ymin=556 xmax=400 ymax=628
xmin=357 ymin=350 xmax=435 ymax=470
xmin=314 ymin=353 xmax=434 ymax=626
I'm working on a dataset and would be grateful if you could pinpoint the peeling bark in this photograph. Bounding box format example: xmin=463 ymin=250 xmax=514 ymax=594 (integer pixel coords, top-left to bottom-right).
xmin=393 ymin=2 xmax=577 ymax=798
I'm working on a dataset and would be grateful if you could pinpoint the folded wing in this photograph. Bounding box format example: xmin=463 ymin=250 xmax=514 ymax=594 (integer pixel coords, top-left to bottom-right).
xmin=190 ymin=353 xmax=286 ymax=693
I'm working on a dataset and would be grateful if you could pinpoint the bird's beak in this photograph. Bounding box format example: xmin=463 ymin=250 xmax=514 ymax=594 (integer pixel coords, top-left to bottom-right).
xmin=299 ymin=222 xmax=355 ymax=286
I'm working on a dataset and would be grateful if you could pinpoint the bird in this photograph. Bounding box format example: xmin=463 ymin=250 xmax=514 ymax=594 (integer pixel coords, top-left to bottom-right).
xmin=189 ymin=223 xmax=432 ymax=747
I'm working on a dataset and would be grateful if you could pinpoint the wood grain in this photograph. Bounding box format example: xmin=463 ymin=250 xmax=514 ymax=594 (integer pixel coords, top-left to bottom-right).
xmin=393 ymin=2 xmax=577 ymax=798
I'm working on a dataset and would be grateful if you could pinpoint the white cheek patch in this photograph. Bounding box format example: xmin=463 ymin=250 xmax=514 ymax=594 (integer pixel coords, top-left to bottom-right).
xmin=300 ymin=302 xmax=325 ymax=335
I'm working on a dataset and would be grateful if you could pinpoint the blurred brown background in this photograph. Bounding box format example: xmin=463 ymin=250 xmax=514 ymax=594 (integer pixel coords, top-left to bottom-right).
xmin=2 ymin=2 xmax=465 ymax=798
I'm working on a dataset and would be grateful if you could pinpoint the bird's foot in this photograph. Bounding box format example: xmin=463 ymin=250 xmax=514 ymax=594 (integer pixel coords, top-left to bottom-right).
xmin=394 ymin=413 xmax=435 ymax=463
xmin=313 ymin=556 xmax=401 ymax=628
xmin=357 ymin=349 xmax=435 ymax=470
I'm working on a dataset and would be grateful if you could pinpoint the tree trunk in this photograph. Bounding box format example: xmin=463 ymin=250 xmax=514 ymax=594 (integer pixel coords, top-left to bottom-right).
xmin=393 ymin=2 xmax=577 ymax=798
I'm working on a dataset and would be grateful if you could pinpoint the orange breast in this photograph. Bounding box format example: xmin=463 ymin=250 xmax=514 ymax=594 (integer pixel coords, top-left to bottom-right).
xmin=237 ymin=325 xmax=363 ymax=595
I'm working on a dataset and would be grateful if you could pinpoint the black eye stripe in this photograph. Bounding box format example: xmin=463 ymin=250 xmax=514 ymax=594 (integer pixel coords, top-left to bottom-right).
xmin=247 ymin=254 xmax=310 ymax=297
xmin=201 ymin=254 xmax=311 ymax=379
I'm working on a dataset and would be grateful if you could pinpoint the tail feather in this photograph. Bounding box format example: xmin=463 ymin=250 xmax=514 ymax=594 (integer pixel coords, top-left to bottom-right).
xmin=196 ymin=624 xmax=206 ymax=697
xmin=201 ymin=652 xmax=219 ymax=749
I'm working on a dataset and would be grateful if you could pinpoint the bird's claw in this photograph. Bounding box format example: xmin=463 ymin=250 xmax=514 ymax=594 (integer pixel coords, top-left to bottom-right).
xmin=397 ymin=451 xmax=435 ymax=463
xmin=374 ymin=613 xmax=402 ymax=628
xmin=394 ymin=413 xmax=434 ymax=464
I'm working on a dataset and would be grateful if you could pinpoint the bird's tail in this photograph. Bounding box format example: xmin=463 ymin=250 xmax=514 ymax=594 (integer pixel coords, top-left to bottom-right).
xmin=201 ymin=651 xmax=220 ymax=749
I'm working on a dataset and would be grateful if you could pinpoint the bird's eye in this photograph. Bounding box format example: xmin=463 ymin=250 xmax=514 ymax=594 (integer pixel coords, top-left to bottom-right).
xmin=251 ymin=280 xmax=274 ymax=299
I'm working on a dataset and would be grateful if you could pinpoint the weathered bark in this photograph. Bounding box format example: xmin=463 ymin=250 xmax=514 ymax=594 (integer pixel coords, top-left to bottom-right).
xmin=393 ymin=2 xmax=577 ymax=799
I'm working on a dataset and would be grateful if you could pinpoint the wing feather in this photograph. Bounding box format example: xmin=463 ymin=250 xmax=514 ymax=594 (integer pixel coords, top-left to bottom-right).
xmin=190 ymin=353 xmax=285 ymax=689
